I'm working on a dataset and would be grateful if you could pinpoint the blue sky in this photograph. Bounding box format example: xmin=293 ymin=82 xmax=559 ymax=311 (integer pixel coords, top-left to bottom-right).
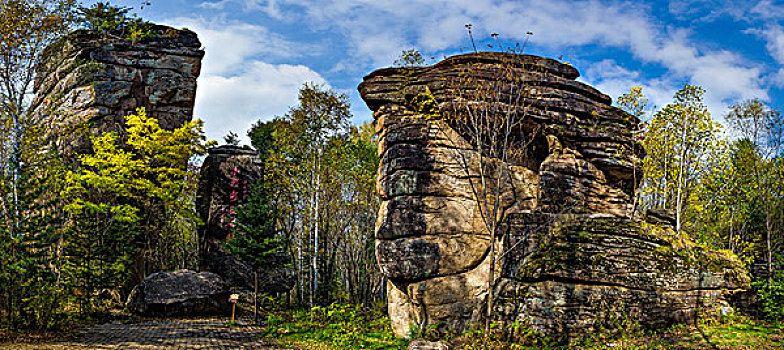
xmin=93 ymin=0 xmax=784 ymax=144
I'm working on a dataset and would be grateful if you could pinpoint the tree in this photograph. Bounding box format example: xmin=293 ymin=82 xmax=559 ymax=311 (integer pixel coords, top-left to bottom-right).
xmin=726 ymin=99 xmax=784 ymax=282
xmin=0 ymin=0 xmax=76 ymax=237
xmin=63 ymin=107 xmax=210 ymax=306
xmin=332 ymin=124 xmax=381 ymax=305
xmin=223 ymin=131 xmax=240 ymax=146
xmin=224 ymin=179 xmax=286 ymax=322
xmin=724 ymin=139 xmax=767 ymax=264
xmin=289 ymin=84 xmax=350 ymax=307
xmin=245 ymin=87 xmax=387 ymax=309
xmin=77 ymin=1 xmax=156 ymax=41
xmin=393 ymin=49 xmax=425 ymax=67
xmin=247 ymin=84 xmax=351 ymax=307
xmin=616 ymin=86 xmax=649 ymax=216
xmin=639 ymin=85 xmax=722 ymax=233
xmin=0 ymin=0 xmax=77 ymax=327
xmin=226 ymin=121 xmax=286 ymax=322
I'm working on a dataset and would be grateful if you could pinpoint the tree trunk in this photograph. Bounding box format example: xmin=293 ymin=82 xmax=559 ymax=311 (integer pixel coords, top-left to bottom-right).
xmin=484 ymin=225 xmax=496 ymax=337
xmin=675 ymin=119 xmax=688 ymax=233
xmin=766 ymin=211 xmax=773 ymax=284
xmin=254 ymin=270 xmax=258 ymax=323
xmin=312 ymin=151 xmax=321 ymax=306
xmin=297 ymin=234 xmax=303 ymax=306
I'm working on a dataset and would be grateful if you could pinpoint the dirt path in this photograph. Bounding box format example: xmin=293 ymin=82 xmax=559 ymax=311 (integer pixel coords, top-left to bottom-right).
xmin=0 ymin=317 xmax=285 ymax=350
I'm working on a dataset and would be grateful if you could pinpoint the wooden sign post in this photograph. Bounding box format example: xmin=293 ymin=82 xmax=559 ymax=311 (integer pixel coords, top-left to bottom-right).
xmin=229 ymin=293 xmax=239 ymax=324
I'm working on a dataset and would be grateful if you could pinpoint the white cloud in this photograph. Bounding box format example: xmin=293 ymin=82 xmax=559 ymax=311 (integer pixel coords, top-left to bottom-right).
xmin=166 ymin=0 xmax=773 ymax=138
xmin=198 ymin=0 xmax=232 ymax=10
xmin=750 ymin=25 xmax=784 ymax=64
xmin=582 ymin=59 xmax=742 ymax=126
xmin=199 ymin=0 xmax=285 ymax=18
xmin=746 ymin=24 xmax=784 ymax=90
xmin=165 ymin=16 xmax=305 ymax=76
xmin=255 ymin=0 xmax=766 ymax=111
xmin=773 ymin=68 xmax=784 ymax=88
xmin=582 ymin=59 xmax=675 ymax=115
xmin=162 ymin=16 xmax=328 ymax=145
xmin=195 ymin=61 xmax=327 ymax=144
xmin=751 ymin=0 xmax=784 ymax=20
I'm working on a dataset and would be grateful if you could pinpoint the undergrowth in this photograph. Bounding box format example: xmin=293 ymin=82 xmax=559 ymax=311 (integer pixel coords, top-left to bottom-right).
xmin=265 ymin=303 xmax=408 ymax=350
xmin=264 ymin=306 xmax=782 ymax=350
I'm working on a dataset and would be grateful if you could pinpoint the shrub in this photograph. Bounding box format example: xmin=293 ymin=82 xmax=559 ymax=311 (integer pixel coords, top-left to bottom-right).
xmin=752 ymin=274 xmax=784 ymax=322
xmin=78 ymin=2 xmax=157 ymax=40
xmin=268 ymin=303 xmax=405 ymax=349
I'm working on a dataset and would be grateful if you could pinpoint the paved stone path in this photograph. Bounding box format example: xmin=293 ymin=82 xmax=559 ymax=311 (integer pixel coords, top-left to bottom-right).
xmin=1 ymin=317 xmax=286 ymax=350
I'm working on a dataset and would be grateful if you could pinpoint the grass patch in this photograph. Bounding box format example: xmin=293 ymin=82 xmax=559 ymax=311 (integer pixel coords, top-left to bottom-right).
xmin=264 ymin=303 xmax=408 ymax=350
xmin=574 ymin=317 xmax=782 ymax=350
xmin=262 ymin=309 xmax=782 ymax=350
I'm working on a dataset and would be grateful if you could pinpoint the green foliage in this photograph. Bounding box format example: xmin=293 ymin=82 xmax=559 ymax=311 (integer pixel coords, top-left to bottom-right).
xmin=616 ymin=86 xmax=649 ymax=121
xmin=269 ymin=303 xmax=407 ymax=350
xmin=413 ymin=92 xmax=440 ymax=119
xmin=0 ymin=91 xmax=83 ymax=329
xmin=639 ymin=85 xmax=723 ymax=225
xmin=753 ymin=272 xmax=784 ymax=322
xmin=223 ymin=131 xmax=240 ymax=146
xmin=62 ymin=107 xmax=210 ymax=314
xmin=223 ymin=168 xmax=288 ymax=274
xmin=576 ymin=315 xmax=783 ymax=350
xmin=78 ymin=2 xmax=129 ymax=32
xmin=245 ymin=83 xmax=383 ymax=308
xmin=394 ymin=49 xmax=425 ymax=67
xmin=448 ymin=320 xmax=556 ymax=349
xmin=77 ymin=2 xmax=157 ymax=40
xmin=222 ymin=125 xmax=289 ymax=278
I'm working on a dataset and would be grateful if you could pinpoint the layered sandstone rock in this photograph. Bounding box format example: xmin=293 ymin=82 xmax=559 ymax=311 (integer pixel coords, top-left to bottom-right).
xmin=358 ymin=52 xmax=749 ymax=339
xmin=29 ymin=26 xmax=204 ymax=283
xmin=31 ymin=25 xmax=204 ymax=152
xmin=196 ymin=145 xmax=295 ymax=294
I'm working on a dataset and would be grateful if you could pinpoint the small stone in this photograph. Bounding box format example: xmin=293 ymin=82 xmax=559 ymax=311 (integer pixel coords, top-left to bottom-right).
xmin=408 ymin=340 xmax=450 ymax=350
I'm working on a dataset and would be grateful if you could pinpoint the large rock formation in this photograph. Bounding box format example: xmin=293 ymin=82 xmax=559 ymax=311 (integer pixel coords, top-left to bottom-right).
xmin=358 ymin=52 xmax=749 ymax=340
xmin=197 ymin=145 xmax=295 ymax=294
xmin=29 ymin=26 xmax=204 ymax=283
xmin=126 ymin=269 xmax=230 ymax=316
xmin=31 ymin=25 xmax=204 ymax=152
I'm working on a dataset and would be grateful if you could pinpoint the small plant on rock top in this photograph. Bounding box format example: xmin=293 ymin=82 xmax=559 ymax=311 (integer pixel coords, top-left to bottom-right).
xmin=77 ymin=1 xmax=157 ymax=41
xmin=394 ymin=49 xmax=425 ymax=67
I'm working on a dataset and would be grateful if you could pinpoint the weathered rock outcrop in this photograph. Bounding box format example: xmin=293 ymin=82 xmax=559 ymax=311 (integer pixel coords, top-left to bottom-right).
xmin=358 ymin=52 xmax=749 ymax=340
xmin=31 ymin=26 xmax=204 ymax=152
xmin=197 ymin=145 xmax=295 ymax=294
xmin=29 ymin=26 xmax=204 ymax=283
xmin=126 ymin=269 xmax=230 ymax=316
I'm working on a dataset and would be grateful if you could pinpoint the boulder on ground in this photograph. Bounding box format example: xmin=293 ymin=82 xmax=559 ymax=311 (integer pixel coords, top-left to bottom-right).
xmin=126 ymin=269 xmax=230 ymax=316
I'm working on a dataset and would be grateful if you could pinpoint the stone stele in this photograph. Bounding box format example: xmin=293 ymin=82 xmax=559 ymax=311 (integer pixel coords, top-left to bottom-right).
xmin=196 ymin=145 xmax=296 ymax=294
xmin=358 ymin=52 xmax=749 ymax=340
